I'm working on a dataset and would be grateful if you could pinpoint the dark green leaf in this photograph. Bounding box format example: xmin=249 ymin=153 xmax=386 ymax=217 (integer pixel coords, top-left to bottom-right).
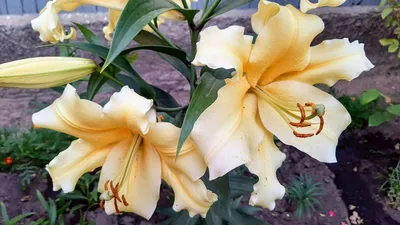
xmin=135 ymin=30 xmax=190 ymax=79
xmin=50 ymin=43 xmax=155 ymax=99
xmin=73 ymin=22 xmax=103 ymax=46
xmin=387 ymin=104 xmax=400 ymax=116
xmin=177 ymin=72 xmax=225 ymax=158
xmin=36 ymin=190 xmax=49 ymax=212
xmin=7 ymin=212 xmax=35 ymax=225
xmin=360 ymin=89 xmax=380 ymax=105
xmin=173 ymin=211 xmax=199 ymax=225
xmin=205 ymin=205 xmax=223 ymax=225
xmin=368 ymin=112 xmax=387 ymax=127
xmin=200 ymin=66 xmax=234 ymax=80
xmin=121 ymin=45 xmax=189 ymax=64
xmin=104 ymin=0 xmax=198 ymax=69
xmin=48 ymin=199 xmax=57 ymax=225
xmin=209 ymin=0 xmax=256 ymax=19
xmin=1 ymin=202 xmax=9 ymax=222
xmin=229 ymin=175 xmax=256 ymax=193
xmin=68 ymin=204 xmax=87 ymax=215
xmin=87 ymin=71 xmax=108 ymax=100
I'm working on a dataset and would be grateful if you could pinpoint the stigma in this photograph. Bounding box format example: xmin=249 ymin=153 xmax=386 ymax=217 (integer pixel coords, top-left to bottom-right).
xmin=100 ymin=180 xmax=129 ymax=214
xmin=289 ymin=102 xmax=325 ymax=138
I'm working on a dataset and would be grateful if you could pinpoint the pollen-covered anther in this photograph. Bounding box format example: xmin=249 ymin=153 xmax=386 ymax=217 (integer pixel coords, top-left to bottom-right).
xmin=101 ymin=180 xmax=129 ymax=214
xmin=289 ymin=121 xmax=312 ymax=127
xmin=316 ymin=115 xmax=324 ymax=135
xmin=293 ymin=131 xmax=314 ymax=138
xmin=290 ymin=102 xmax=326 ymax=138
xmin=297 ymin=103 xmax=306 ymax=123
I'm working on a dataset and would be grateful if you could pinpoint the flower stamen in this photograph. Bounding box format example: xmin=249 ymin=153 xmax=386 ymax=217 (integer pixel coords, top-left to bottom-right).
xmin=297 ymin=103 xmax=306 ymax=123
xmin=101 ymin=180 xmax=129 ymax=214
xmin=289 ymin=102 xmax=326 ymax=138
xmin=293 ymin=131 xmax=314 ymax=138
xmin=316 ymin=115 xmax=324 ymax=135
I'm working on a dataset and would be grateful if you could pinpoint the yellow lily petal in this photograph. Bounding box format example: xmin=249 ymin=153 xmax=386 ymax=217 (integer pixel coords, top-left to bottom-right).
xmin=99 ymin=136 xmax=162 ymax=219
xmin=257 ymin=81 xmax=351 ymax=163
xmin=248 ymin=2 xmax=324 ymax=86
xmin=251 ymin=0 xmax=280 ymax=34
xmin=245 ymin=131 xmax=286 ymax=210
xmin=145 ymin=122 xmax=206 ymax=181
xmin=0 ymin=57 xmax=96 ymax=88
xmin=103 ymin=86 xmax=156 ymax=135
xmin=161 ymin=160 xmax=217 ymax=218
xmin=161 ymin=0 xmax=198 ymax=21
xmin=47 ymin=139 xmax=112 ymax=193
xmin=103 ymin=9 xmax=121 ymax=41
xmin=191 ymin=78 xmax=265 ymax=180
xmin=276 ymin=38 xmax=374 ymax=86
xmin=300 ymin=0 xmax=346 ymax=13
xmin=32 ymin=84 xmax=131 ymax=147
xmin=193 ymin=26 xmax=253 ymax=77
xmin=31 ymin=1 xmax=76 ymax=43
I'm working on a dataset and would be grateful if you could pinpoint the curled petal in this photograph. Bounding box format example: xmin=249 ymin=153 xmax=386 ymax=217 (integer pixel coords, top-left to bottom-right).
xmin=103 ymin=86 xmax=156 ymax=135
xmin=251 ymin=1 xmax=280 ymax=34
xmin=258 ymin=81 xmax=351 ymax=163
xmin=100 ymin=137 xmax=161 ymax=219
xmin=145 ymin=122 xmax=206 ymax=181
xmin=161 ymin=160 xmax=217 ymax=218
xmin=31 ymin=1 xmax=76 ymax=43
xmin=103 ymin=9 xmax=121 ymax=41
xmin=276 ymin=38 xmax=374 ymax=86
xmin=32 ymin=84 xmax=130 ymax=148
xmin=47 ymin=139 xmax=112 ymax=193
xmin=300 ymin=0 xmax=346 ymax=13
xmin=248 ymin=2 xmax=324 ymax=86
xmin=192 ymin=78 xmax=265 ymax=180
xmin=246 ymin=131 xmax=286 ymax=210
xmin=193 ymin=26 xmax=253 ymax=77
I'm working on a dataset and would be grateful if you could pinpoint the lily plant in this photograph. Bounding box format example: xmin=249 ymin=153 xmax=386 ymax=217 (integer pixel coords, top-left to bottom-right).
xmin=0 ymin=0 xmax=373 ymax=223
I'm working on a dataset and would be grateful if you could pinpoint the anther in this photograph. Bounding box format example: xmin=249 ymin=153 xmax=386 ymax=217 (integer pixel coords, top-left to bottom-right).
xmin=114 ymin=198 xmax=120 ymax=214
xmin=110 ymin=181 xmax=122 ymax=202
xmin=293 ymin=131 xmax=314 ymax=138
xmin=316 ymin=115 xmax=324 ymax=135
xmin=122 ymin=195 xmax=129 ymax=206
xmin=289 ymin=122 xmax=312 ymax=127
xmin=297 ymin=103 xmax=306 ymax=123
xmin=100 ymin=200 xmax=105 ymax=209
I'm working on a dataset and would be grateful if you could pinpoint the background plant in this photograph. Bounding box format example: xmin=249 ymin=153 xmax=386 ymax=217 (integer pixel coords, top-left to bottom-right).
xmin=287 ymin=175 xmax=323 ymax=218
xmin=380 ymin=160 xmax=400 ymax=210
xmin=380 ymin=0 xmax=400 ymax=57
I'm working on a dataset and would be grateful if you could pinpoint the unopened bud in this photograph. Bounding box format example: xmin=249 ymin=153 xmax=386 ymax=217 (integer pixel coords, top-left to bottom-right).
xmin=0 ymin=57 xmax=96 ymax=88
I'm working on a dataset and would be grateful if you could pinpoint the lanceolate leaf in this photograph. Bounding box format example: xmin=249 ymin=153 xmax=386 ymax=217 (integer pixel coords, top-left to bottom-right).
xmin=121 ymin=45 xmax=189 ymax=64
xmin=50 ymin=43 xmax=155 ymax=99
xmin=177 ymin=72 xmax=226 ymax=158
xmin=87 ymin=71 xmax=108 ymax=100
xmin=103 ymin=0 xmax=198 ymax=70
xmin=73 ymin=22 xmax=103 ymax=46
xmin=135 ymin=30 xmax=190 ymax=79
xmin=208 ymin=0 xmax=256 ymax=20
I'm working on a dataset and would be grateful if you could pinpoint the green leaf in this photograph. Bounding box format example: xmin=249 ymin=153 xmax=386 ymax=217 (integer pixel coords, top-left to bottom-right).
xmin=104 ymin=0 xmax=198 ymax=70
xmin=7 ymin=213 xmax=35 ymax=225
xmin=229 ymin=175 xmax=256 ymax=193
xmin=173 ymin=211 xmax=199 ymax=225
xmin=121 ymin=45 xmax=189 ymax=64
xmin=388 ymin=43 xmax=399 ymax=53
xmin=380 ymin=38 xmax=395 ymax=46
xmin=360 ymin=89 xmax=380 ymax=105
xmin=387 ymin=104 xmax=400 ymax=116
xmin=73 ymin=22 xmax=103 ymax=46
xmin=36 ymin=190 xmax=49 ymax=212
xmin=205 ymin=205 xmax=223 ymax=225
xmin=87 ymin=71 xmax=108 ymax=100
xmin=1 ymin=202 xmax=9 ymax=222
xmin=380 ymin=0 xmax=388 ymax=7
xmin=368 ymin=112 xmax=387 ymax=127
xmin=135 ymin=30 xmax=190 ymax=79
xmin=51 ymin=43 xmax=155 ymax=99
xmin=209 ymin=0 xmax=256 ymax=19
xmin=48 ymin=199 xmax=57 ymax=225
xmin=382 ymin=7 xmax=393 ymax=19
xmin=176 ymin=72 xmax=225 ymax=158
xmin=200 ymin=66 xmax=234 ymax=80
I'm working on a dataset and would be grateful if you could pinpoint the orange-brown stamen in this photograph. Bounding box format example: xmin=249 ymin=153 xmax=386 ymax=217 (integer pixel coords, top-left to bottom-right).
xmin=289 ymin=122 xmax=312 ymax=127
xmin=293 ymin=131 xmax=314 ymax=138
xmin=114 ymin=198 xmax=120 ymax=214
xmin=305 ymin=102 xmax=316 ymax=114
xmin=297 ymin=103 xmax=306 ymax=123
xmin=122 ymin=195 xmax=129 ymax=206
xmin=100 ymin=200 xmax=105 ymax=209
xmin=316 ymin=115 xmax=324 ymax=135
xmin=110 ymin=181 xmax=122 ymax=202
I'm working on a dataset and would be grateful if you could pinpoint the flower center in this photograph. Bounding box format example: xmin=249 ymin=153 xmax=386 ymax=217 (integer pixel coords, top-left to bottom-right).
xmin=252 ymin=86 xmax=325 ymax=138
xmin=99 ymin=135 xmax=143 ymax=213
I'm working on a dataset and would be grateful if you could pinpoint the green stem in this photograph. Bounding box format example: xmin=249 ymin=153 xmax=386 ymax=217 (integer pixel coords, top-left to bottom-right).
xmin=181 ymin=0 xmax=189 ymax=8
xmin=148 ymin=23 xmax=177 ymax=48
xmin=189 ymin=66 xmax=197 ymax=97
xmin=96 ymin=68 xmax=124 ymax=87
xmin=198 ymin=0 xmax=222 ymax=26
xmin=200 ymin=0 xmax=210 ymax=20
xmin=156 ymin=105 xmax=188 ymax=112
xmin=189 ymin=28 xmax=199 ymax=60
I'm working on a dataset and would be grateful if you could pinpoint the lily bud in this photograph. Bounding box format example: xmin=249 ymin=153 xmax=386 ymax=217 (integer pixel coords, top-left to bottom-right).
xmin=0 ymin=57 xmax=97 ymax=88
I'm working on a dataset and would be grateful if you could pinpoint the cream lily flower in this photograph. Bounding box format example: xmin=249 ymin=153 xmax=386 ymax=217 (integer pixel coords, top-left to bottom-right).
xmin=191 ymin=0 xmax=374 ymax=210
xmin=32 ymin=0 xmax=197 ymax=43
xmin=0 ymin=57 xmax=96 ymax=88
xmin=32 ymin=85 xmax=217 ymax=219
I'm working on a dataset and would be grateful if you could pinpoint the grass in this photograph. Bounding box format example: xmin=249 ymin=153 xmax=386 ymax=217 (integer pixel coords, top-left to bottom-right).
xmin=381 ymin=160 xmax=400 ymax=210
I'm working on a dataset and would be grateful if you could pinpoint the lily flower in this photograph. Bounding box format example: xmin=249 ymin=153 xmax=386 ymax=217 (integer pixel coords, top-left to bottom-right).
xmin=191 ymin=0 xmax=373 ymax=210
xmin=32 ymin=85 xmax=217 ymax=219
xmin=0 ymin=57 xmax=96 ymax=88
xmin=32 ymin=0 xmax=197 ymax=43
